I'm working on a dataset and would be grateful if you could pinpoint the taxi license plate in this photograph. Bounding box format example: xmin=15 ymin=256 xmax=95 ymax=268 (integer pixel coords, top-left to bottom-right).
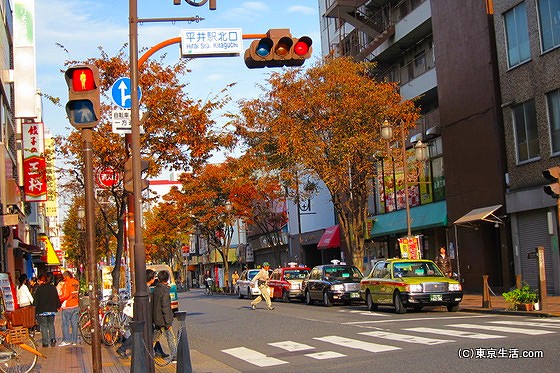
xmin=350 ymin=292 xmax=360 ymax=298
xmin=430 ymin=294 xmax=443 ymax=302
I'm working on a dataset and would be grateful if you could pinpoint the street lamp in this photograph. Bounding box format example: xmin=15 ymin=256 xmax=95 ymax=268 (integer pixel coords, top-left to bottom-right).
xmin=380 ymin=120 xmax=428 ymax=238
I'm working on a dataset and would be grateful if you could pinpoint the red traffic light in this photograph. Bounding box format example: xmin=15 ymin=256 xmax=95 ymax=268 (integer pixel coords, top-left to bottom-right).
xmin=293 ymin=36 xmax=312 ymax=57
xmin=71 ymin=68 xmax=96 ymax=91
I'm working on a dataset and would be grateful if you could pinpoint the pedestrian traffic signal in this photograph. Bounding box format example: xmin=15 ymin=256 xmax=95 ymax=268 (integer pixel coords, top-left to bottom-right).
xmin=65 ymin=65 xmax=101 ymax=129
xmin=244 ymin=29 xmax=313 ymax=69
xmin=543 ymin=166 xmax=560 ymax=199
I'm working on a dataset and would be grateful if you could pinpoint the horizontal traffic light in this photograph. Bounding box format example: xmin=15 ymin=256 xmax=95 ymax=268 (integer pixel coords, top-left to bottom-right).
xmin=65 ymin=65 xmax=101 ymax=129
xmin=245 ymin=29 xmax=313 ymax=69
xmin=543 ymin=166 xmax=560 ymax=199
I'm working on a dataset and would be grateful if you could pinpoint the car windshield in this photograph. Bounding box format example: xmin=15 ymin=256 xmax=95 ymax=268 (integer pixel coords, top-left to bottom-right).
xmin=392 ymin=262 xmax=444 ymax=278
xmin=284 ymin=269 xmax=309 ymax=280
xmin=247 ymin=271 xmax=260 ymax=280
xmin=323 ymin=266 xmax=362 ymax=280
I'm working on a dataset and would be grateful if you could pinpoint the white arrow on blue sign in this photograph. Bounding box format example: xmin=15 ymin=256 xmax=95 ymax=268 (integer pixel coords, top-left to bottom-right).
xmin=110 ymin=77 xmax=142 ymax=109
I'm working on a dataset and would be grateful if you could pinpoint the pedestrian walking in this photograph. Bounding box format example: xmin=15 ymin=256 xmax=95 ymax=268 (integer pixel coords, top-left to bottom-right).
xmin=152 ymin=270 xmax=177 ymax=362
xmin=250 ymin=262 xmax=274 ymax=310
xmin=33 ymin=273 xmax=60 ymax=347
xmin=435 ymin=246 xmax=453 ymax=278
xmin=58 ymin=271 xmax=79 ymax=346
xmin=16 ymin=273 xmax=34 ymax=308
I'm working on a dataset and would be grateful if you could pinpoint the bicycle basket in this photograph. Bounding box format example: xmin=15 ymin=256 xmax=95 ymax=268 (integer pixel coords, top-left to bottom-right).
xmin=6 ymin=326 xmax=28 ymax=344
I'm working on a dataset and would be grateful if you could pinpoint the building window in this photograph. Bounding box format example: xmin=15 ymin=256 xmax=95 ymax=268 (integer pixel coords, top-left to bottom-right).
xmin=513 ymin=100 xmax=540 ymax=163
xmin=547 ymin=89 xmax=560 ymax=154
xmin=538 ymin=0 xmax=560 ymax=52
xmin=504 ymin=2 xmax=531 ymax=67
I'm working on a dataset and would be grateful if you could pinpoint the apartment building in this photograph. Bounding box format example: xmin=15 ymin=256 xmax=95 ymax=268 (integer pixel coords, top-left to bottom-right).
xmin=494 ymin=0 xmax=560 ymax=295
xmin=319 ymin=0 xmax=513 ymax=292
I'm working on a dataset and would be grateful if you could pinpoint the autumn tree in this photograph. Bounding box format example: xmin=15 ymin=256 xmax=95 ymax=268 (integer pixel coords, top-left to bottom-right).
xmin=56 ymin=46 xmax=232 ymax=295
xmin=233 ymin=56 xmax=420 ymax=270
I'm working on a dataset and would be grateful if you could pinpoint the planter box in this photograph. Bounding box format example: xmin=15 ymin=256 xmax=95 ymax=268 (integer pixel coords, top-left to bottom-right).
xmin=516 ymin=303 xmax=534 ymax=311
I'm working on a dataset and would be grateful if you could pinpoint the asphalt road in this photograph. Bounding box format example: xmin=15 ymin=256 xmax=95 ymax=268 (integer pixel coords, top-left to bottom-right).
xmin=179 ymin=289 xmax=560 ymax=373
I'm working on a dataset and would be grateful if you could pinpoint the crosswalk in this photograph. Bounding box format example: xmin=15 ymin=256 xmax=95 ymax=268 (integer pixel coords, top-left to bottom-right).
xmin=221 ymin=318 xmax=558 ymax=368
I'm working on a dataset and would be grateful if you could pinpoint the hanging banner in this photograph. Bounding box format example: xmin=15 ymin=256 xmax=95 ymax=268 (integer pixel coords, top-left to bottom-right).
xmin=398 ymin=236 xmax=421 ymax=259
xmin=22 ymin=121 xmax=47 ymax=201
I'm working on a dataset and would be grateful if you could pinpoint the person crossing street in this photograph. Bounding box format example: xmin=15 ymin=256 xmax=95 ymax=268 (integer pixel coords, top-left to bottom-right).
xmin=250 ymin=262 xmax=274 ymax=311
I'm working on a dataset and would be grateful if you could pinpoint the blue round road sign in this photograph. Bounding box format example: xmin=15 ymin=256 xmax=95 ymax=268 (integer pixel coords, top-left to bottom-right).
xmin=110 ymin=77 xmax=142 ymax=109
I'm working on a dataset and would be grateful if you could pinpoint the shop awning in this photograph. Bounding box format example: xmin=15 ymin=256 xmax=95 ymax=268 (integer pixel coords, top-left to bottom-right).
xmin=370 ymin=201 xmax=447 ymax=238
xmin=14 ymin=239 xmax=42 ymax=254
xmin=317 ymin=225 xmax=341 ymax=249
xmin=453 ymin=204 xmax=503 ymax=227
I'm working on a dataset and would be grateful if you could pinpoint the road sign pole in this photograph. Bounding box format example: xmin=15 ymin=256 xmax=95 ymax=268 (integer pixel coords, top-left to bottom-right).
xmin=129 ymin=1 xmax=153 ymax=372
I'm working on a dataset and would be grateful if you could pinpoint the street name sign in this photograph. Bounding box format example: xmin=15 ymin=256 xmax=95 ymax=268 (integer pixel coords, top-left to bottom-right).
xmin=110 ymin=77 xmax=142 ymax=109
xmin=181 ymin=28 xmax=243 ymax=57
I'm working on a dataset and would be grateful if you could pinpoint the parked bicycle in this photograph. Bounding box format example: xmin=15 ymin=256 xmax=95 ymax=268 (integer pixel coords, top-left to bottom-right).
xmin=0 ymin=326 xmax=46 ymax=373
xmin=100 ymin=299 xmax=131 ymax=346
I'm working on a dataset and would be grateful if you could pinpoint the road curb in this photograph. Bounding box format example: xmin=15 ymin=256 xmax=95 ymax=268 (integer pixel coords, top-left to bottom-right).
xmin=460 ymin=307 xmax=560 ymax=317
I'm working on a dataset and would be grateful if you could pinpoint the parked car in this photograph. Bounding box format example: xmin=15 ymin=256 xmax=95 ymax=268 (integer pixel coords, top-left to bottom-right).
xmin=360 ymin=259 xmax=463 ymax=314
xmin=302 ymin=261 xmax=363 ymax=306
xmin=268 ymin=264 xmax=311 ymax=302
xmin=236 ymin=269 xmax=262 ymax=299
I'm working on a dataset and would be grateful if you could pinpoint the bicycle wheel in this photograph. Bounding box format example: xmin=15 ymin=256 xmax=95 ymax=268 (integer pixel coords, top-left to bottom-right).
xmin=78 ymin=311 xmax=92 ymax=345
xmin=101 ymin=311 xmax=120 ymax=346
xmin=0 ymin=337 xmax=39 ymax=373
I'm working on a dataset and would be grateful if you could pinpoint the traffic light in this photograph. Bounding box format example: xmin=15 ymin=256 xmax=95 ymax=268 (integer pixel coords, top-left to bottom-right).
xmin=244 ymin=29 xmax=313 ymax=69
xmin=543 ymin=166 xmax=560 ymax=198
xmin=64 ymin=65 xmax=101 ymax=129
xmin=124 ymin=158 xmax=149 ymax=193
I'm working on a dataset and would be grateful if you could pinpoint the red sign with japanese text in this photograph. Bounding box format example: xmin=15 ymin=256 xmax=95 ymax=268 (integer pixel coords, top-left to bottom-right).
xmin=96 ymin=167 xmax=119 ymax=188
xmin=22 ymin=122 xmax=47 ymax=202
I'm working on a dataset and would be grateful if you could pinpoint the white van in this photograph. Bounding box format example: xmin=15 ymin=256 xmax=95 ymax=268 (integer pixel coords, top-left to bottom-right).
xmin=147 ymin=264 xmax=179 ymax=312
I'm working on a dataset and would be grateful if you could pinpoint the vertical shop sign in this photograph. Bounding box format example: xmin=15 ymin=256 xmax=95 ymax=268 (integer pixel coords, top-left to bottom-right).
xmin=22 ymin=121 xmax=47 ymax=201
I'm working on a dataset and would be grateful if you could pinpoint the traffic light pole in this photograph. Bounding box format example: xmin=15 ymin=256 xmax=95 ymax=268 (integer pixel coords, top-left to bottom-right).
xmin=82 ymin=128 xmax=102 ymax=373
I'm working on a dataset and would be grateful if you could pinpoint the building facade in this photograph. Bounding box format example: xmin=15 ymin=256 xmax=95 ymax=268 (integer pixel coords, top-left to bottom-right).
xmin=318 ymin=0 xmax=514 ymax=292
xmin=494 ymin=0 xmax=560 ymax=295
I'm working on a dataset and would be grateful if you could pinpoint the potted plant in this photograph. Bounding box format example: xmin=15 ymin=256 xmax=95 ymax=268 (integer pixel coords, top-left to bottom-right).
xmin=502 ymin=283 xmax=538 ymax=311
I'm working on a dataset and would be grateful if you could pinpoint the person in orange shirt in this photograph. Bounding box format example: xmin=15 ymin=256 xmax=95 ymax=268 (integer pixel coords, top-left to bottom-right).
xmin=58 ymin=271 xmax=80 ymax=346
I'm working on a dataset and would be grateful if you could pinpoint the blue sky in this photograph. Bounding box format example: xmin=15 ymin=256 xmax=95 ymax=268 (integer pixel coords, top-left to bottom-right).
xmin=35 ymin=0 xmax=322 ymax=137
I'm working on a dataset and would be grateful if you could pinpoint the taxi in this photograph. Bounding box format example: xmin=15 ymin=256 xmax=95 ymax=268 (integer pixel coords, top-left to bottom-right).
xmin=359 ymin=258 xmax=463 ymax=314
xmin=268 ymin=263 xmax=311 ymax=302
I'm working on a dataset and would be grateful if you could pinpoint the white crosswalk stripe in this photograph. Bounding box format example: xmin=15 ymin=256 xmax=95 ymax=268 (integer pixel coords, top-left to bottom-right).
xmin=305 ymin=351 xmax=346 ymax=360
xmin=488 ymin=320 xmax=560 ymax=329
xmin=222 ymin=320 xmax=559 ymax=367
xmin=313 ymin=335 xmax=401 ymax=353
xmin=452 ymin=323 xmax=555 ymax=335
xmin=359 ymin=330 xmax=454 ymax=345
xmin=404 ymin=326 xmax=506 ymax=339
xmin=268 ymin=341 xmax=314 ymax=352
xmin=221 ymin=347 xmax=288 ymax=367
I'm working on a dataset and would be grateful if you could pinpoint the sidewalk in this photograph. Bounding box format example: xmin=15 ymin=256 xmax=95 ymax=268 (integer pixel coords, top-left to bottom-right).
xmin=31 ymin=291 xmax=559 ymax=372
xmin=459 ymin=293 xmax=560 ymax=317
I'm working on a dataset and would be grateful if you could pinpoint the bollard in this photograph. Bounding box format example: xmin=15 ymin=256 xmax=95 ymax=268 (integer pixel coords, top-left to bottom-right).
xmin=175 ymin=311 xmax=192 ymax=373
xmin=482 ymin=275 xmax=491 ymax=308
xmin=130 ymin=321 xmax=147 ymax=373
